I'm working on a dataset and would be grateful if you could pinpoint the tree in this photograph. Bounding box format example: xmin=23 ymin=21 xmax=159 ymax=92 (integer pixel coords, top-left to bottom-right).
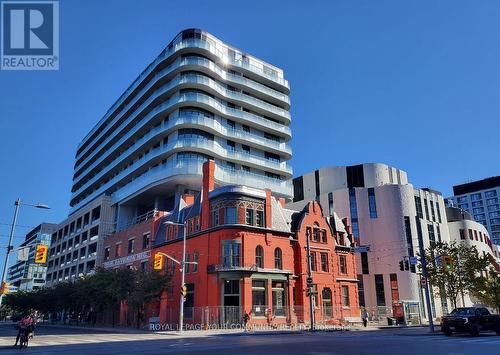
xmin=470 ymin=268 xmax=500 ymax=313
xmin=2 ymin=268 xmax=170 ymax=327
xmin=126 ymin=270 xmax=170 ymax=328
xmin=424 ymin=241 xmax=489 ymax=310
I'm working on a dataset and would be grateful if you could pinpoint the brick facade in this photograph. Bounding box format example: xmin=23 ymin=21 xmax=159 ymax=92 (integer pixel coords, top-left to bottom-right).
xmin=114 ymin=160 xmax=361 ymax=328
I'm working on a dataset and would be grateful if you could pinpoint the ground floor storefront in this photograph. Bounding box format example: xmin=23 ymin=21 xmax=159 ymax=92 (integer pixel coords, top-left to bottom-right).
xmin=125 ymin=272 xmax=361 ymax=330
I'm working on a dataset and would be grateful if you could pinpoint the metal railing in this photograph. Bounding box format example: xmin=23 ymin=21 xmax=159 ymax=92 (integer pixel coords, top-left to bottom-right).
xmin=153 ymin=305 xmax=361 ymax=330
xmin=117 ymin=209 xmax=159 ymax=232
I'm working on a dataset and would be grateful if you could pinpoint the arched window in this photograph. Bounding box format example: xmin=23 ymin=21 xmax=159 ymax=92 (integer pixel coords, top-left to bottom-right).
xmin=255 ymin=245 xmax=264 ymax=268
xmin=322 ymin=288 xmax=333 ymax=318
xmin=274 ymin=248 xmax=282 ymax=269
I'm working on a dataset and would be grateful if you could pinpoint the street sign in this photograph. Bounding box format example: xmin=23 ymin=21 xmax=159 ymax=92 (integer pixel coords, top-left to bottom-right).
xmin=409 ymin=256 xmax=418 ymax=265
xmin=306 ymin=277 xmax=313 ymax=286
xmin=353 ymin=245 xmax=370 ymax=253
xmin=17 ymin=247 xmax=30 ymax=261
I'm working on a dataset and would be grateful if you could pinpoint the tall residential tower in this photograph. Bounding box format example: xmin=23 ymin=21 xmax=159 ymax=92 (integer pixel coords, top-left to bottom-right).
xmin=447 ymin=176 xmax=500 ymax=245
xmin=46 ymin=29 xmax=293 ymax=285
xmin=70 ymin=29 xmax=292 ymax=229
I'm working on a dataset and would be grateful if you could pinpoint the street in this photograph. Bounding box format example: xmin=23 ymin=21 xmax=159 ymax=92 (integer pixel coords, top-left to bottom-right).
xmin=0 ymin=324 xmax=499 ymax=354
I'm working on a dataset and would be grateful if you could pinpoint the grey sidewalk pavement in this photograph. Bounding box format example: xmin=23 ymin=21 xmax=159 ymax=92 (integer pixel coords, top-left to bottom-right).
xmin=18 ymin=322 xmax=440 ymax=338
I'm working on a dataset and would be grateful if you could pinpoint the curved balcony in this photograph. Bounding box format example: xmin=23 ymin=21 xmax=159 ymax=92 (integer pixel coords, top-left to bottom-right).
xmin=180 ymin=73 xmax=290 ymax=121
xmin=181 ymin=56 xmax=290 ymax=107
xmin=76 ymin=56 xmax=289 ymax=164
xmin=73 ymin=110 xmax=292 ymax=190
xmin=73 ymin=112 xmax=292 ymax=190
xmin=78 ymin=38 xmax=289 ymax=153
xmin=75 ymin=85 xmax=291 ymax=177
xmin=174 ymin=38 xmax=289 ymax=89
xmin=174 ymin=138 xmax=292 ymax=175
xmin=71 ymin=136 xmax=292 ymax=206
xmin=70 ymin=157 xmax=292 ymax=215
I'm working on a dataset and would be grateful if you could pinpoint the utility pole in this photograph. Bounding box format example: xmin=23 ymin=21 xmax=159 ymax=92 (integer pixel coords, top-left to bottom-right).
xmin=0 ymin=199 xmax=50 ymax=307
xmin=179 ymin=221 xmax=186 ymax=332
xmin=0 ymin=199 xmax=20 ymax=307
xmin=305 ymin=228 xmax=315 ymax=331
xmin=415 ymin=217 xmax=434 ymax=333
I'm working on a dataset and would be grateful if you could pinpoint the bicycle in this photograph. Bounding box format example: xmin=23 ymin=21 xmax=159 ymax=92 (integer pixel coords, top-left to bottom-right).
xmin=18 ymin=327 xmax=30 ymax=349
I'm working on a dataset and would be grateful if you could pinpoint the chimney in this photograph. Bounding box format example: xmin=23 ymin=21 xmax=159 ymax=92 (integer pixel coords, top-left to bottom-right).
xmin=265 ymin=189 xmax=272 ymax=229
xmin=201 ymin=160 xmax=215 ymax=230
xmin=278 ymin=198 xmax=286 ymax=208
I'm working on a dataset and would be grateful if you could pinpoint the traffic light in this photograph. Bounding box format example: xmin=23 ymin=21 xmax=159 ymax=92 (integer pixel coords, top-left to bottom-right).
xmin=181 ymin=284 xmax=187 ymax=297
xmin=153 ymin=253 xmax=164 ymax=270
xmin=0 ymin=281 xmax=9 ymax=295
xmin=442 ymin=255 xmax=454 ymax=272
xmin=34 ymin=244 xmax=48 ymax=264
xmin=399 ymin=260 xmax=404 ymax=271
xmin=404 ymin=259 xmax=410 ymax=271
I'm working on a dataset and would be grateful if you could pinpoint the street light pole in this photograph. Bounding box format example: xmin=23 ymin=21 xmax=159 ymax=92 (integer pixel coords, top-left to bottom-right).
xmin=416 ymin=217 xmax=434 ymax=333
xmin=0 ymin=199 xmax=21 ymax=308
xmin=305 ymin=228 xmax=315 ymax=331
xmin=0 ymin=199 xmax=50 ymax=308
xmin=163 ymin=220 xmax=188 ymax=332
xmin=179 ymin=221 xmax=186 ymax=332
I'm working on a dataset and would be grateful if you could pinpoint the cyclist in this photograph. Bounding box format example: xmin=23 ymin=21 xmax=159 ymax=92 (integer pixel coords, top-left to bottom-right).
xmin=14 ymin=315 xmax=34 ymax=347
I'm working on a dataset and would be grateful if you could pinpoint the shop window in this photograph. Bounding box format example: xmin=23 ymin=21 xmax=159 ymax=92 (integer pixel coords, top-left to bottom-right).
xmin=252 ymin=280 xmax=267 ymax=316
xmin=272 ymin=281 xmax=286 ymax=316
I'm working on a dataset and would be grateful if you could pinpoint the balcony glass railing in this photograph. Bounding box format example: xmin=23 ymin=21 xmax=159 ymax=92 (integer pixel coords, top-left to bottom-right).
xmin=179 ymin=73 xmax=290 ymax=120
xmin=78 ymin=38 xmax=289 ymax=154
xmin=72 ymin=133 xmax=292 ymax=201
xmin=182 ymin=56 xmax=289 ymax=104
xmin=75 ymin=79 xmax=290 ymax=177
xmin=70 ymin=157 xmax=292 ymax=214
xmin=73 ymin=111 xmax=292 ymax=193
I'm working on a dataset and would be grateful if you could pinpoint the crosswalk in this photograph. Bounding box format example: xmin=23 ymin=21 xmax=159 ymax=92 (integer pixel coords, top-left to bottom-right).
xmin=0 ymin=332 xmax=168 ymax=348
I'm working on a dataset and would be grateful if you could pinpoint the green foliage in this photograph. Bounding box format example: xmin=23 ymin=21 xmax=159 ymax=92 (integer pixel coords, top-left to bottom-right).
xmin=424 ymin=241 xmax=490 ymax=309
xmin=470 ymin=269 xmax=500 ymax=313
xmin=3 ymin=268 xmax=170 ymax=325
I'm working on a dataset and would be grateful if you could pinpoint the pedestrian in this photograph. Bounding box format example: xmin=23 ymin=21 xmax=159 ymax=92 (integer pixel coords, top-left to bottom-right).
xmin=243 ymin=311 xmax=250 ymax=332
xmin=14 ymin=315 xmax=34 ymax=347
xmin=362 ymin=309 xmax=369 ymax=328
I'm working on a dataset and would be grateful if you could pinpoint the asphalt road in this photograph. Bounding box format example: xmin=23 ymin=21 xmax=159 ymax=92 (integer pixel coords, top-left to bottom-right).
xmin=0 ymin=324 xmax=499 ymax=354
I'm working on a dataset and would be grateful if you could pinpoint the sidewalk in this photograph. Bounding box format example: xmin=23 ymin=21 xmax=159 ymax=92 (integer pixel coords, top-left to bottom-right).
xmin=17 ymin=322 xmax=440 ymax=339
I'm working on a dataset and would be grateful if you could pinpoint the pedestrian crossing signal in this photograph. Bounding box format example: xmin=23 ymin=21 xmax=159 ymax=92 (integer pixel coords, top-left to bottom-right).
xmin=153 ymin=253 xmax=164 ymax=270
xmin=34 ymin=244 xmax=48 ymax=264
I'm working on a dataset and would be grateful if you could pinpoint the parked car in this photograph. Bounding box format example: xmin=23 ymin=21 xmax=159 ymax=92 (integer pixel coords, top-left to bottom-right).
xmin=441 ymin=307 xmax=500 ymax=336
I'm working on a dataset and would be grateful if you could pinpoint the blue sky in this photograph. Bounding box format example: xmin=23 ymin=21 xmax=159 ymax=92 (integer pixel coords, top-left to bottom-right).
xmin=0 ymin=0 xmax=499 ymax=275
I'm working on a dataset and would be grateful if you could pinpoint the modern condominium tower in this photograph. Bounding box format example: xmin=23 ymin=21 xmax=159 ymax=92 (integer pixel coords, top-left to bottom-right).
xmin=46 ymin=29 xmax=292 ymax=285
xmin=69 ymin=29 xmax=293 ymax=228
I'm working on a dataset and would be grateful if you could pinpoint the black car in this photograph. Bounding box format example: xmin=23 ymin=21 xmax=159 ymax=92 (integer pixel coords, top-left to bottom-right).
xmin=441 ymin=307 xmax=500 ymax=336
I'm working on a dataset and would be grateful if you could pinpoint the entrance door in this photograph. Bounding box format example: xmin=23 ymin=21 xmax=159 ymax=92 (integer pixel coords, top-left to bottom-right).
xmin=222 ymin=279 xmax=240 ymax=325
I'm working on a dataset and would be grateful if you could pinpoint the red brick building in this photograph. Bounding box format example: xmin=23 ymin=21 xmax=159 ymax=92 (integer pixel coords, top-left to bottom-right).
xmin=140 ymin=161 xmax=360 ymax=328
xmin=102 ymin=211 xmax=165 ymax=271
